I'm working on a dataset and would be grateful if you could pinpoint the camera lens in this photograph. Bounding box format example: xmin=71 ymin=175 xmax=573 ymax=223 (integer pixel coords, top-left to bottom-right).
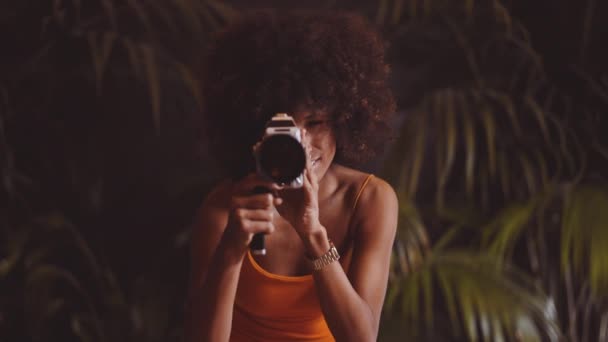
xmin=258 ymin=135 xmax=306 ymax=184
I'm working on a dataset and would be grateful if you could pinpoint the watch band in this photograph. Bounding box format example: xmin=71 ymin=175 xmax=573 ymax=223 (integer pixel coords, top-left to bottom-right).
xmin=312 ymin=241 xmax=340 ymax=271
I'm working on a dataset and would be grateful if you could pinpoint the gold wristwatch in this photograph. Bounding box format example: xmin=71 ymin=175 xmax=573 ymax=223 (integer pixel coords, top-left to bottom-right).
xmin=311 ymin=241 xmax=340 ymax=271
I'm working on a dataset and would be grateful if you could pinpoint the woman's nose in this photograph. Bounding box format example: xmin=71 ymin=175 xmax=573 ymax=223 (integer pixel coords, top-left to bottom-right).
xmin=301 ymin=128 xmax=311 ymax=145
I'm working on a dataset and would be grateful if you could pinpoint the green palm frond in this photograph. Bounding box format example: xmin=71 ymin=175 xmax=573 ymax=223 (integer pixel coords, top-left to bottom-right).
xmin=25 ymin=264 xmax=103 ymax=339
xmin=1 ymin=213 xmax=132 ymax=342
xmin=381 ymin=108 xmax=424 ymax=197
xmin=388 ymin=88 xmax=572 ymax=207
xmin=87 ymin=31 xmax=116 ymax=95
xmin=392 ymin=199 xmax=430 ymax=275
xmin=476 ymin=183 xmax=608 ymax=298
xmin=481 ymin=195 xmax=539 ymax=260
xmin=385 ymin=251 xmax=562 ymax=341
xmin=579 ymin=0 xmax=598 ymax=64
xmin=569 ymin=70 xmax=608 ymax=167
xmin=37 ymin=1 xmax=230 ymax=132
xmin=88 ymin=32 xmax=204 ymax=131
xmin=435 ymin=89 xmax=457 ymax=204
xmin=461 ymin=93 xmax=477 ymax=195
xmin=561 ymin=184 xmax=608 ymax=296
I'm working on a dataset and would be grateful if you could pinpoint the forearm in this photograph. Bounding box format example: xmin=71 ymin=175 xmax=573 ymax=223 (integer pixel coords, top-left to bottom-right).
xmin=314 ymin=261 xmax=376 ymax=341
xmin=186 ymin=239 xmax=245 ymax=342
xmin=305 ymin=230 xmax=377 ymax=342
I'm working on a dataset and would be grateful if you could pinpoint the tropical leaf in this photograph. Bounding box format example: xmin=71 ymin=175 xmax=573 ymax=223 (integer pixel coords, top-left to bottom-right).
xmin=561 ymin=184 xmax=608 ymax=297
xmin=24 ymin=263 xmax=104 ymax=340
xmin=392 ymin=199 xmax=430 ymax=274
xmin=388 ymin=88 xmax=572 ymax=208
xmin=0 ymin=212 xmax=138 ymax=342
xmin=579 ymin=0 xmax=598 ymax=64
xmin=386 ymin=250 xmax=562 ymax=341
xmin=87 ymin=31 xmax=116 ymax=95
xmin=20 ymin=0 xmax=231 ymax=139
xmin=461 ymin=94 xmax=476 ymax=196
xmin=481 ymin=196 xmax=539 ymax=260
xmin=480 ymin=105 xmax=497 ymax=178
xmin=175 ymin=62 xmax=204 ymax=111
xmin=381 ymin=107 xmax=424 ymax=197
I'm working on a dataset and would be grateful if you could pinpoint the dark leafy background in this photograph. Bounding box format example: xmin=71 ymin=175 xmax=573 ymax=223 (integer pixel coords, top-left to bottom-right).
xmin=1 ymin=1 xmax=607 ymax=341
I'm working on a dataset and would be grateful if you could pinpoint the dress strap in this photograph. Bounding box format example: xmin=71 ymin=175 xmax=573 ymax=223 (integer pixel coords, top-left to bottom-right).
xmin=352 ymin=174 xmax=374 ymax=211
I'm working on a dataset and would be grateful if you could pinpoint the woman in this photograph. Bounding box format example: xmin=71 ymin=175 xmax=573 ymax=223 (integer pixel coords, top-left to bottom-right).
xmin=185 ymin=9 xmax=398 ymax=342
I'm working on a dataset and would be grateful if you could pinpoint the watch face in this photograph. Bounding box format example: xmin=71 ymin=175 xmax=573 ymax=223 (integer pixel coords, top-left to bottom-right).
xmin=312 ymin=245 xmax=340 ymax=270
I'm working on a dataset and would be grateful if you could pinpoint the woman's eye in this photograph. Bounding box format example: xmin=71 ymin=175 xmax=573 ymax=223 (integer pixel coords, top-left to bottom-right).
xmin=307 ymin=120 xmax=325 ymax=127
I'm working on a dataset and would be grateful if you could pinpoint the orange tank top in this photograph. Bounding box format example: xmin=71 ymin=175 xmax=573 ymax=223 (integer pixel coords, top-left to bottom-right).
xmin=230 ymin=174 xmax=374 ymax=342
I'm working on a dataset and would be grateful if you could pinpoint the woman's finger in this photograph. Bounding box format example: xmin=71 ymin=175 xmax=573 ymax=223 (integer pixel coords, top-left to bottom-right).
xmin=304 ymin=150 xmax=319 ymax=190
xmin=233 ymin=208 xmax=274 ymax=222
xmin=241 ymin=220 xmax=275 ymax=235
xmin=231 ymin=193 xmax=274 ymax=209
xmin=233 ymin=173 xmax=283 ymax=196
xmin=302 ymin=169 xmax=315 ymax=200
xmin=309 ymin=166 xmax=319 ymax=191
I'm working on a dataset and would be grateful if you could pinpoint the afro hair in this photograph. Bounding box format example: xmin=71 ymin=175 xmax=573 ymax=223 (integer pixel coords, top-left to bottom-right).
xmin=201 ymin=9 xmax=396 ymax=178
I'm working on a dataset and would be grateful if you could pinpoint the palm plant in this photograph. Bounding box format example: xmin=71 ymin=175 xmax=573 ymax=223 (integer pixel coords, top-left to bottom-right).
xmin=376 ymin=0 xmax=608 ymax=341
xmin=0 ymin=1 xmax=233 ymax=341
xmin=3 ymin=1 xmax=607 ymax=341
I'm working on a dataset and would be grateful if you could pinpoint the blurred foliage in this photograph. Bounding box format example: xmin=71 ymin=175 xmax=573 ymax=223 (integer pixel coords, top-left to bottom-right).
xmin=0 ymin=1 xmax=231 ymax=341
xmin=1 ymin=0 xmax=608 ymax=342
xmin=377 ymin=0 xmax=608 ymax=341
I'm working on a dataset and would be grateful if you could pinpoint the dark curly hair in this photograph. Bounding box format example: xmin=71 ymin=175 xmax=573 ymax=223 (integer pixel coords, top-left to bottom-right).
xmin=201 ymin=9 xmax=396 ymax=179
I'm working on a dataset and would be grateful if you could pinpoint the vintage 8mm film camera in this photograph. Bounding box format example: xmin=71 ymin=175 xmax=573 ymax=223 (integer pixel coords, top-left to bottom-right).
xmin=250 ymin=113 xmax=307 ymax=255
xmin=253 ymin=113 xmax=306 ymax=188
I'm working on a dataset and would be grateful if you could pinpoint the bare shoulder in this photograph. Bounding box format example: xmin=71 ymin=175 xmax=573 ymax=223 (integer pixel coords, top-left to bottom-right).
xmin=187 ymin=180 xmax=235 ymax=301
xmin=331 ymin=164 xmax=398 ymax=233
xmin=331 ymin=164 xmax=398 ymax=210
xmin=359 ymin=175 xmax=398 ymax=209
xmin=192 ymin=180 xmax=233 ymax=238
xmin=201 ymin=180 xmax=233 ymax=211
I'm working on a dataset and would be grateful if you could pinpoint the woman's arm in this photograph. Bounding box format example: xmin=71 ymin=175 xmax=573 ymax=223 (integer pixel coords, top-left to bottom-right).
xmin=184 ymin=178 xmax=281 ymax=342
xmin=286 ymin=165 xmax=398 ymax=342
xmin=184 ymin=184 xmax=234 ymax=342
xmin=276 ymin=132 xmax=398 ymax=341
xmin=310 ymin=177 xmax=398 ymax=342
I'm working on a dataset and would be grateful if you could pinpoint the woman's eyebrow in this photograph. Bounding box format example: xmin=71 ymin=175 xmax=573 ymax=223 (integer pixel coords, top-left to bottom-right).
xmin=303 ymin=113 xmax=329 ymax=120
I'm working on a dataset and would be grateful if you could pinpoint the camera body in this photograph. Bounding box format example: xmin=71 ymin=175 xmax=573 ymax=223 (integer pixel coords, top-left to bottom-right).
xmin=253 ymin=113 xmax=306 ymax=188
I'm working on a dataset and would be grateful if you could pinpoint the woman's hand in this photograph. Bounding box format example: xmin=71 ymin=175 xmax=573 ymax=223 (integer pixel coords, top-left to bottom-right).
xmin=223 ymin=174 xmax=282 ymax=256
xmin=276 ymin=130 xmax=328 ymax=253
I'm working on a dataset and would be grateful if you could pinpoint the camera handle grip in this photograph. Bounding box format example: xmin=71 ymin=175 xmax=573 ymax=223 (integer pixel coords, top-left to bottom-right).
xmin=250 ymin=186 xmax=270 ymax=255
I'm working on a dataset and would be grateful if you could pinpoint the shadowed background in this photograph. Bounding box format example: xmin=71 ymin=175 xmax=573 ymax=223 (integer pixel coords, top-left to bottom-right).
xmin=1 ymin=1 xmax=607 ymax=341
